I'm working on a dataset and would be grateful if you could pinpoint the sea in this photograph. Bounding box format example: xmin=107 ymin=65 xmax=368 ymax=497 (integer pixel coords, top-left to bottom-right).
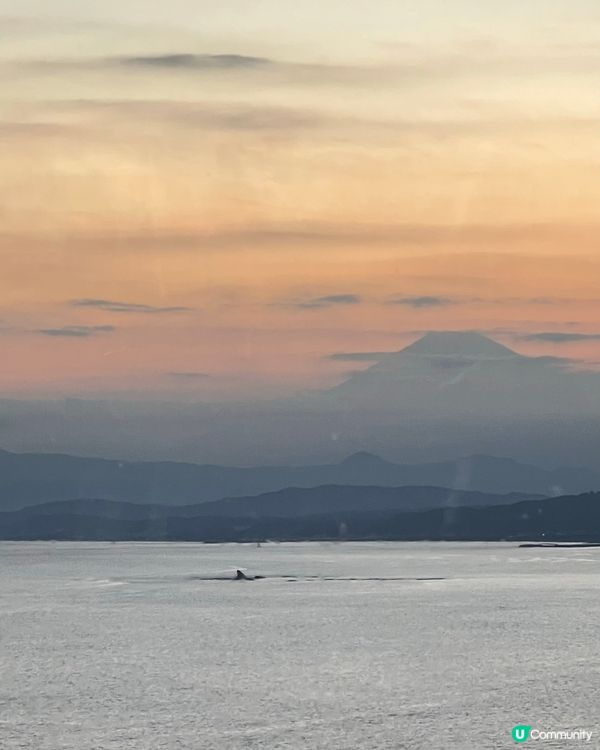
xmin=1 ymin=541 xmax=599 ymax=749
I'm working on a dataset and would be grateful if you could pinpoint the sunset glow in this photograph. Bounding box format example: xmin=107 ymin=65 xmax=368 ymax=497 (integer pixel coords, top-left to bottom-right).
xmin=2 ymin=0 xmax=600 ymax=398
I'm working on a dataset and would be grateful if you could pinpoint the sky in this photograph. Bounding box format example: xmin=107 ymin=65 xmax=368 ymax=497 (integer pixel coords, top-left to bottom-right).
xmin=2 ymin=0 xmax=600 ymax=400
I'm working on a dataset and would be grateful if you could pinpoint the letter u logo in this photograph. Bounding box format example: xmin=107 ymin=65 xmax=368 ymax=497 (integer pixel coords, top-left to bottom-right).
xmin=512 ymin=725 xmax=531 ymax=743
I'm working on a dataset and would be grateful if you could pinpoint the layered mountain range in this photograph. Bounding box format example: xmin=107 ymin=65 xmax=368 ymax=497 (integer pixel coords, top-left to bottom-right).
xmin=0 ymin=447 xmax=598 ymax=511
xmin=2 ymin=489 xmax=600 ymax=543
xmin=1 ymin=331 xmax=599 ymax=540
xmin=1 ymin=438 xmax=598 ymax=541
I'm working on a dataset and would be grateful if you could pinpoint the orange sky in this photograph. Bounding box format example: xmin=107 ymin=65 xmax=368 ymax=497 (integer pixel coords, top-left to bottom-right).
xmin=2 ymin=1 xmax=600 ymax=398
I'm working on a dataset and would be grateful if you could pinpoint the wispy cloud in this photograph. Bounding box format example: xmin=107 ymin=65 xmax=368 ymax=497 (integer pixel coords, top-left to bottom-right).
xmin=17 ymin=41 xmax=600 ymax=87
xmin=70 ymin=299 xmax=191 ymax=314
xmin=532 ymin=355 xmax=578 ymax=365
xmin=327 ymin=351 xmax=389 ymax=362
xmin=59 ymin=221 xmax=599 ymax=253
xmin=287 ymin=294 xmax=362 ymax=310
xmin=0 ymin=121 xmax=72 ymax=138
xmin=6 ymin=223 xmax=600 ymax=271
xmin=36 ymin=325 xmax=115 ymax=338
xmin=14 ymin=51 xmax=393 ymax=89
xmin=10 ymin=96 xmax=600 ymax=143
xmin=517 ymin=332 xmax=600 ymax=343
xmin=120 ymin=53 xmax=271 ymax=70
xmin=327 ymin=347 xmax=582 ymax=368
xmin=387 ymin=295 xmax=458 ymax=308
xmin=42 ymin=99 xmax=324 ymax=133
xmin=168 ymin=371 xmax=211 ymax=379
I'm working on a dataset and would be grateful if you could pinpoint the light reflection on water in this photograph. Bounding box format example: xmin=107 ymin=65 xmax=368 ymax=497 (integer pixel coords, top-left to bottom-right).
xmin=1 ymin=542 xmax=599 ymax=749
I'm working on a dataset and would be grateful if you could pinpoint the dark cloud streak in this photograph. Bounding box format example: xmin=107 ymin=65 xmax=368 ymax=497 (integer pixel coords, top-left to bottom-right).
xmin=17 ymin=44 xmax=600 ymax=86
xmin=36 ymin=325 xmax=115 ymax=338
xmin=71 ymin=299 xmax=191 ymax=314
xmin=290 ymin=294 xmax=362 ymax=310
xmin=517 ymin=332 xmax=600 ymax=343
xmin=387 ymin=295 xmax=458 ymax=308
xmin=327 ymin=351 xmax=389 ymax=362
xmin=120 ymin=54 xmax=270 ymax=70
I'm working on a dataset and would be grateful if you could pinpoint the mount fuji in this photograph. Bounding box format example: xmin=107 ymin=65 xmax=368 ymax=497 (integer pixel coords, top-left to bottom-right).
xmin=1 ymin=331 xmax=599 ymax=467
xmin=321 ymin=331 xmax=599 ymax=418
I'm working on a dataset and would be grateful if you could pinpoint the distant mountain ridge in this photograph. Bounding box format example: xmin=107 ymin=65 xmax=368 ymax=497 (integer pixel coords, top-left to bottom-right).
xmin=0 ymin=447 xmax=598 ymax=511
xmin=5 ymin=484 xmax=537 ymax=522
xmin=326 ymin=331 xmax=600 ymax=413
xmin=2 ymin=489 xmax=600 ymax=542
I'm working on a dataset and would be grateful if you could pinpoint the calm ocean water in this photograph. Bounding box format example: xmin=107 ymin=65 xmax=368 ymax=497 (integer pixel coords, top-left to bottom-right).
xmin=1 ymin=541 xmax=599 ymax=749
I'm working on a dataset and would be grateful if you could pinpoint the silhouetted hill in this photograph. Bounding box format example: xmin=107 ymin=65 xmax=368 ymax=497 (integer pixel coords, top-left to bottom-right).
xmin=5 ymin=484 xmax=535 ymax=523
xmin=0 ymin=447 xmax=596 ymax=511
xmin=2 ymin=489 xmax=600 ymax=542
xmin=184 ymin=484 xmax=535 ymax=517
